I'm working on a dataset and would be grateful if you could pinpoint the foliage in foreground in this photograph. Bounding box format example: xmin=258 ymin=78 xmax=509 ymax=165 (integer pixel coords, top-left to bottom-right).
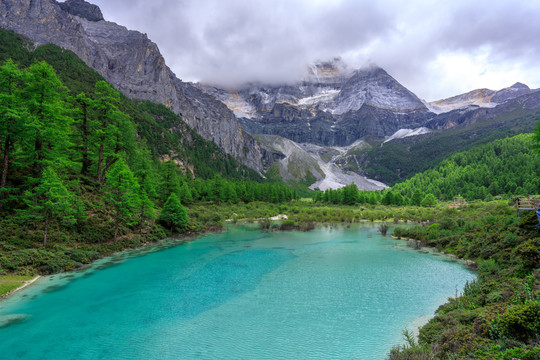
xmin=389 ymin=203 xmax=540 ymax=359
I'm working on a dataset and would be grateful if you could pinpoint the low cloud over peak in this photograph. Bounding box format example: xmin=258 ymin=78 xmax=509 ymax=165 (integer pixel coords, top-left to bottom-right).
xmin=89 ymin=0 xmax=540 ymax=101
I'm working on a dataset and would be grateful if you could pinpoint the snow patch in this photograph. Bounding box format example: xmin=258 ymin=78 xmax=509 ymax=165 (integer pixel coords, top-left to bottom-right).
xmin=384 ymin=128 xmax=431 ymax=143
xmin=427 ymin=100 xmax=497 ymax=114
xmin=298 ymin=89 xmax=340 ymax=106
xmin=222 ymin=93 xmax=258 ymax=118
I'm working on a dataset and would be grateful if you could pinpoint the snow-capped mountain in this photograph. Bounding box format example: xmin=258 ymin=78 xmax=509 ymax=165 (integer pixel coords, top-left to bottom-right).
xmin=197 ymin=60 xmax=540 ymax=189
xmin=197 ymin=59 xmax=433 ymax=147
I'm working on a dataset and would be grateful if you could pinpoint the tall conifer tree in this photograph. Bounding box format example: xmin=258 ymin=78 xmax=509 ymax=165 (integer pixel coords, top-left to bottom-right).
xmin=0 ymin=59 xmax=25 ymax=208
xmin=21 ymin=166 xmax=76 ymax=245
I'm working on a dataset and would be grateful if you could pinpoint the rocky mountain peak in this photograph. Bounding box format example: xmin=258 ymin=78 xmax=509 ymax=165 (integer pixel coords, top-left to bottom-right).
xmin=490 ymin=82 xmax=532 ymax=104
xmin=334 ymin=64 xmax=426 ymax=113
xmin=509 ymin=82 xmax=530 ymax=90
xmin=198 ymin=60 xmax=433 ymax=147
xmin=57 ymin=0 xmax=104 ymax=22
xmin=306 ymin=57 xmax=352 ymax=84
xmin=428 ymin=81 xmax=534 ymax=114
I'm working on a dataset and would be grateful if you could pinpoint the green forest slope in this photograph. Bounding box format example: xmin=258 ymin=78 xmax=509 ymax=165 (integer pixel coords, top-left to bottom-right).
xmin=361 ymin=108 xmax=540 ymax=185
xmin=314 ymin=133 xmax=539 ymax=206
xmin=0 ymin=29 xmax=260 ymax=181
xmin=0 ymin=29 xmax=296 ymax=276
xmin=392 ymin=134 xmax=540 ymax=201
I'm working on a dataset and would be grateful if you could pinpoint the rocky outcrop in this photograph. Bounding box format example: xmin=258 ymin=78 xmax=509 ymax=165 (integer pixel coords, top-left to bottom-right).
xmin=0 ymin=0 xmax=263 ymax=171
xmin=58 ymin=0 xmax=103 ymax=22
xmin=254 ymin=134 xmax=387 ymax=191
xmin=490 ymin=82 xmax=532 ymax=104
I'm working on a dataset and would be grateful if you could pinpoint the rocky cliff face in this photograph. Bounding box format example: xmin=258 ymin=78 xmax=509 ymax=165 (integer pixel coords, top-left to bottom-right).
xmin=0 ymin=0 xmax=263 ymax=171
xmin=198 ymin=60 xmax=434 ymax=146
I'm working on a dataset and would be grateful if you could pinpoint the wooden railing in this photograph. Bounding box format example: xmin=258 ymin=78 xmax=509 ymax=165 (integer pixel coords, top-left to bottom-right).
xmin=515 ymin=198 xmax=540 ymax=216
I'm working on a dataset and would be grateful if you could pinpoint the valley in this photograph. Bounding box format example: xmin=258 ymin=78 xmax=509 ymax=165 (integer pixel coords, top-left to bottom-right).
xmin=0 ymin=1 xmax=539 ymax=359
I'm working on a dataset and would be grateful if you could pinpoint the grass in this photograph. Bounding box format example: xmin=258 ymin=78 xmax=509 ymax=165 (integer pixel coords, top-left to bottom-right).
xmin=0 ymin=275 xmax=34 ymax=297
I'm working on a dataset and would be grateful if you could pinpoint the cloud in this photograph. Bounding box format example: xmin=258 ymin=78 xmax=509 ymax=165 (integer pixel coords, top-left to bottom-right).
xmin=90 ymin=0 xmax=540 ymax=100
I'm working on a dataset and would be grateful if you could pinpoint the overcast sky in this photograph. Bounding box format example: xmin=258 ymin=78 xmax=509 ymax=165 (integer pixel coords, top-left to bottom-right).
xmin=89 ymin=0 xmax=540 ymax=101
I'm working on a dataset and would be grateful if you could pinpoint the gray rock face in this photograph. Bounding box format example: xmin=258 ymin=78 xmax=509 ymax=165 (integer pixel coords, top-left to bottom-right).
xmin=57 ymin=0 xmax=103 ymax=22
xmin=0 ymin=0 xmax=263 ymax=171
xmin=200 ymin=60 xmax=434 ymax=146
xmin=490 ymin=82 xmax=532 ymax=104
xmin=428 ymin=82 xmax=534 ymax=114
xmin=426 ymin=90 xmax=540 ymax=130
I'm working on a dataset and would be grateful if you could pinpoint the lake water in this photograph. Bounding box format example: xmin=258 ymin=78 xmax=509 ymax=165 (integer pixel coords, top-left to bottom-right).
xmin=0 ymin=224 xmax=475 ymax=360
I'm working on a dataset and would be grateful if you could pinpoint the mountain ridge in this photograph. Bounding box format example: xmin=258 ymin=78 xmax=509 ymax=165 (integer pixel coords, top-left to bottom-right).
xmin=428 ymin=82 xmax=535 ymax=114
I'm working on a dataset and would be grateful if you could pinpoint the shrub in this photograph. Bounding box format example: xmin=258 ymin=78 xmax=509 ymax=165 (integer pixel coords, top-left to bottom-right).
xmin=378 ymin=222 xmax=389 ymax=236
xmin=499 ymin=301 xmax=540 ymax=342
xmin=439 ymin=217 xmax=457 ymax=230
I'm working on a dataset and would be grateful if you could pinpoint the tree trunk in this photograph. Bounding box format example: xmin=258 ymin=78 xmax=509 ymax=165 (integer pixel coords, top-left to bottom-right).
xmin=33 ymin=136 xmax=43 ymax=178
xmin=100 ymin=156 xmax=118 ymax=184
xmin=114 ymin=216 xmax=119 ymax=242
xmin=43 ymin=212 xmax=49 ymax=246
xmin=139 ymin=202 xmax=146 ymax=235
xmin=0 ymin=136 xmax=10 ymax=209
xmin=81 ymin=110 xmax=90 ymax=176
xmin=96 ymin=143 xmax=104 ymax=183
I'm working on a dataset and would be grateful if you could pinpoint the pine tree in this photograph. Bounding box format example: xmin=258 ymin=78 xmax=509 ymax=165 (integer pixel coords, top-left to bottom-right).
xmin=158 ymin=160 xmax=182 ymax=201
xmin=21 ymin=166 xmax=76 ymax=245
xmin=411 ymin=189 xmax=424 ymax=206
xmin=382 ymin=191 xmax=395 ymax=206
xmin=343 ymin=184 xmax=359 ymax=205
xmin=394 ymin=193 xmax=405 ymax=206
xmin=103 ymin=160 xmax=141 ymax=240
xmin=91 ymin=81 xmax=133 ymax=183
xmin=533 ymin=121 xmax=540 ymax=154
xmin=137 ymin=188 xmax=155 ymax=234
xmin=178 ymin=181 xmax=193 ymax=205
xmin=22 ymin=61 xmax=71 ymax=178
xmin=421 ymin=193 xmax=437 ymax=207
xmin=0 ymin=59 xmax=25 ymax=208
xmin=72 ymin=92 xmax=93 ymax=176
xmin=158 ymin=193 xmax=189 ymax=232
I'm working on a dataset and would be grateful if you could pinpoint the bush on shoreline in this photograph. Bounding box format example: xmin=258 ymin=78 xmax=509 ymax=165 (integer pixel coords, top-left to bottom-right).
xmin=389 ymin=206 xmax=539 ymax=359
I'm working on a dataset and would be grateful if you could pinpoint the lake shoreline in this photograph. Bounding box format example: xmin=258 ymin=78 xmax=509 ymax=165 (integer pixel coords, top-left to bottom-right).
xmin=391 ymin=235 xmax=478 ymax=270
xmin=0 ymin=225 xmax=227 ymax=300
xmin=0 ymin=224 xmax=476 ymax=359
xmin=0 ymin=276 xmax=41 ymax=300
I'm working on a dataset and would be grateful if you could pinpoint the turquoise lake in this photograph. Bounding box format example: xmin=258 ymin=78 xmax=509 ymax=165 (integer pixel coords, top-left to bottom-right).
xmin=0 ymin=225 xmax=475 ymax=359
